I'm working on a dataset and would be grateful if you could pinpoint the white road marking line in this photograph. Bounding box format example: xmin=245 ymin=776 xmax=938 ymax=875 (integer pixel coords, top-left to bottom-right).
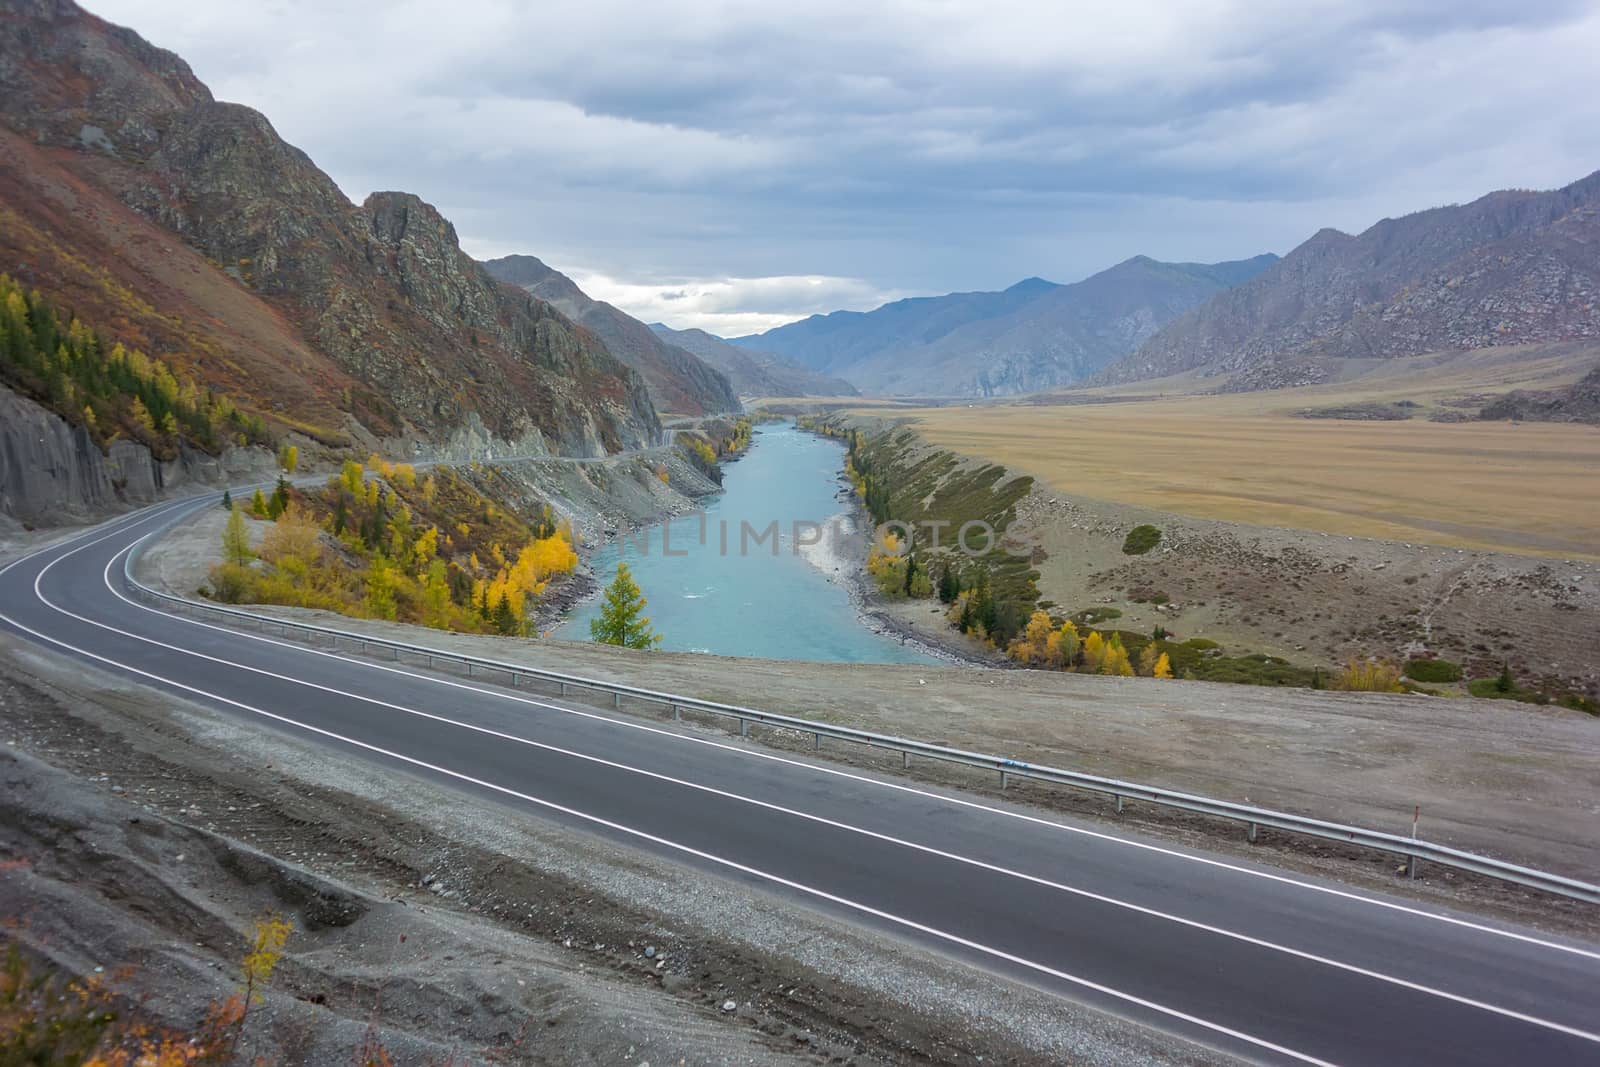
xmin=95 ymin=499 xmax=1600 ymax=966
xmin=0 ymin=523 xmax=1339 ymax=1065
xmin=7 ymin=517 xmax=1599 ymax=1046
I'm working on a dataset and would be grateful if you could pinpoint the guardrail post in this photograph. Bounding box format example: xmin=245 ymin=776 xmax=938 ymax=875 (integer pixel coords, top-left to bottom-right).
xmin=467 ymin=662 xmax=474 ymax=676
xmin=560 ymin=682 xmax=569 ymax=697
xmin=1407 ymin=855 xmax=1418 ymax=880
xmin=672 ymin=705 xmax=681 ymax=722
xmin=1115 ymin=795 xmax=1124 ymax=814
xmin=739 ymin=718 xmax=749 ymax=737
xmin=1247 ymin=822 xmax=1259 ymax=844
xmin=814 ymin=732 xmax=821 ymax=750
xmin=1000 ymin=771 xmax=1009 ymax=789
xmin=902 ymin=751 xmax=910 ymax=769
xmin=613 ymin=692 xmax=622 ymax=708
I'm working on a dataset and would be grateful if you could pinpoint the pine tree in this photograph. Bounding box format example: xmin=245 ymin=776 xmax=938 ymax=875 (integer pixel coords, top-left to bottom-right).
xmin=220 ymin=489 xmax=233 ymax=511
xmin=492 ymin=593 xmax=519 ymax=636
xmin=1153 ymin=652 xmax=1173 ymax=679
xmin=250 ymin=488 xmax=269 ymax=518
xmin=1495 ymin=663 xmax=1514 ymax=694
xmin=268 ymin=475 xmax=291 ymax=519
xmin=589 ymin=562 xmax=661 ymax=649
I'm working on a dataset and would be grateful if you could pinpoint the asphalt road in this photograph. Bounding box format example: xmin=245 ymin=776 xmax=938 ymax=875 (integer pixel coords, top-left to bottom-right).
xmin=3 ymin=495 xmax=1598 ymax=1066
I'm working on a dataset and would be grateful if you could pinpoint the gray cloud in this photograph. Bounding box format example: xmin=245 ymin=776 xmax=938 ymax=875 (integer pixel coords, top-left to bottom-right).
xmin=87 ymin=0 xmax=1600 ymax=335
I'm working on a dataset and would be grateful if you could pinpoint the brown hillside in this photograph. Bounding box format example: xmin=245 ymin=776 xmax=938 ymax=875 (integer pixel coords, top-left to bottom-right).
xmin=0 ymin=0 xmax=661 ymax=454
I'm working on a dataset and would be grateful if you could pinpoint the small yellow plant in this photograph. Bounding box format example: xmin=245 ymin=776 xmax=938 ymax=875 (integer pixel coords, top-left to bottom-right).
xmin=242 ymin=913 xmax=292 ymax=1003
xmin=1335 ymin=657 xmax=1405 ymax=692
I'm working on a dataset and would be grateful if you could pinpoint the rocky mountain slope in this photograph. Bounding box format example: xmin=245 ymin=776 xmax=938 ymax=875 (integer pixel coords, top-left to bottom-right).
xmin=732 ymin=257 xmax=1274 ymax=396
xmin=1100 ymin=171 xmax=1600 ymax=390
xmin=1478 ymin=361 xmax=1600 ymax=423
xmin=647 ymin=323 xmax=857 ymax=397
xmin=0 ymin=0 xmax=664 ymax=455
xmin=483 ymin=255 xmax=739 ymax=416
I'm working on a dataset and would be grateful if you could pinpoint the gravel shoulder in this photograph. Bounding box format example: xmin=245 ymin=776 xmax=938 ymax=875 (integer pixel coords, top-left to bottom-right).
xmin=0 ymin=633 xmax=1224 ymax=1066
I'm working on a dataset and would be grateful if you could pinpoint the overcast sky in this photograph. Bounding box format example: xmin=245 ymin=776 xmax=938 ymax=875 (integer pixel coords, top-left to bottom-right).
xmin=91 ymin=0 xmax=1600 ymax=336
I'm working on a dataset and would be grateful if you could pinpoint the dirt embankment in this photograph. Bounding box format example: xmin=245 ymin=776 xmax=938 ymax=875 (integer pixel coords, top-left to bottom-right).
xmin=0 ymin=635 xmax=1215 ymax=1066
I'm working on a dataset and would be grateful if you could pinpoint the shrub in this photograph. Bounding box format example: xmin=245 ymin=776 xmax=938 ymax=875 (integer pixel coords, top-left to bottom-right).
xmin=1072 ymin=606 xmax=1122 ymax=626
xmin=1335 ymin=658 xmax=1405 ymax=693
xmin=1122 ymin=524 xmax=1162 ymax=555
xmin=1184 ymin=637 xmax=1220 ymax=651
xmin=1403 ymin=657 xmax=1462 ymax=683
xmin=1467 ymin=677 xmax=1550 ymax=705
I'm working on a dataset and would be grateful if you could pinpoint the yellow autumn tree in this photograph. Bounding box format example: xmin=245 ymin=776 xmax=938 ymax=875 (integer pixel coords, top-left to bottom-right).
xmin=412 ymin=525 xmax=439 ymax=567
xmin=259 ymin=503 xmax=321 ymax=565
xmin=1081 ymin=630 xmax=1106 ymax=673
xmin=1049 ymin=620 xmax=1081 ymax=671
xmin=1008 ymin=610 xmax=1058 ymax=667
xmin=1153 ymin=652 xmax=1173 ymax=679
xmin=1101 ymin=634 xmax=1134 ymax=677
xmin=340 ymin=460 xmax=364 ymax=495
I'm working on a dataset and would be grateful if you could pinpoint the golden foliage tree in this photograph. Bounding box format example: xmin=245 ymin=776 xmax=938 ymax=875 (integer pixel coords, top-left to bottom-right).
xmin=222 ymin=505 xmax=253 ymax=567
xmin=1081 ymin=630 xmax=1106 ymax=673
xmin=1101 ymin=634 xmax=1134 ymax=677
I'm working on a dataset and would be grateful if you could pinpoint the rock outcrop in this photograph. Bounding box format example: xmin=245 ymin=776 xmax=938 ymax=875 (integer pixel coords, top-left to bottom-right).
xmin=1478 ymin=362 xmax=1600 ymax=424
xmin=0 ymin=387 xmax=274 ymax=527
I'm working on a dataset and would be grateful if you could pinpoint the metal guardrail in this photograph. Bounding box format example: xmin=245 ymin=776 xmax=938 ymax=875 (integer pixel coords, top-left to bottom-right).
xmin=123 ymin=519 xmax=1600 ymax=905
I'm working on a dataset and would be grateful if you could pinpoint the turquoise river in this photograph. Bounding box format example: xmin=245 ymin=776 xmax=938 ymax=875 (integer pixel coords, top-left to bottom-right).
xmin=560 ymin=422 xmax=937 ymax=663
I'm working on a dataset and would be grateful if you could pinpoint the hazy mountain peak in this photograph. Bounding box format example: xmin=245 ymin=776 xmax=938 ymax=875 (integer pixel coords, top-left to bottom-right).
xmin=732 ymin=255 xmax=1274 ymax=395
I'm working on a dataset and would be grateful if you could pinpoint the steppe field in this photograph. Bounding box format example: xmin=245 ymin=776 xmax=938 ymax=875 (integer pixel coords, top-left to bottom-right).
xmin=858 ymin=348 xmax=1600 ymax=558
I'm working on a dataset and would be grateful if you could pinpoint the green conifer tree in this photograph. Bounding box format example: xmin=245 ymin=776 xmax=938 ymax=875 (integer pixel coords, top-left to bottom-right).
xmin=589 ymin=562 xmax=661 ymax=649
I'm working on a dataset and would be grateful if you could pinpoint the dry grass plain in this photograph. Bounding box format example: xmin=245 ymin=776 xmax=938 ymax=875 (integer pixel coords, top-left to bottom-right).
xmin=892 ymin=403 xmax=1600 ymax=558
xmin=819 ymin=344 xmax=1600 ymax=558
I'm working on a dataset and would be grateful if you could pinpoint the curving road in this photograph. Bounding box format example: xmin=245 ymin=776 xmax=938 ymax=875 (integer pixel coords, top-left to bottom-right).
xmin=2 ymin=495 xmax=1598 ymax=1066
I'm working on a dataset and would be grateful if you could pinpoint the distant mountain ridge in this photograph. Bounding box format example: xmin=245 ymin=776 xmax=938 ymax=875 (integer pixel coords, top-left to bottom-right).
xmin=646 ymin=324 xmax=857 ymax=398
xmin=1099 ymin=170 xmax=1600 ymax=390
xmin=733 ymin=257 xmax=1277 ymax=396
xmin=731 ymin=277 xmax=1058 ymax=381
xmin=0 ymin=0 xmax=677 ymax=455
xmin=483 ymin=255 xmax=739 ymax=416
